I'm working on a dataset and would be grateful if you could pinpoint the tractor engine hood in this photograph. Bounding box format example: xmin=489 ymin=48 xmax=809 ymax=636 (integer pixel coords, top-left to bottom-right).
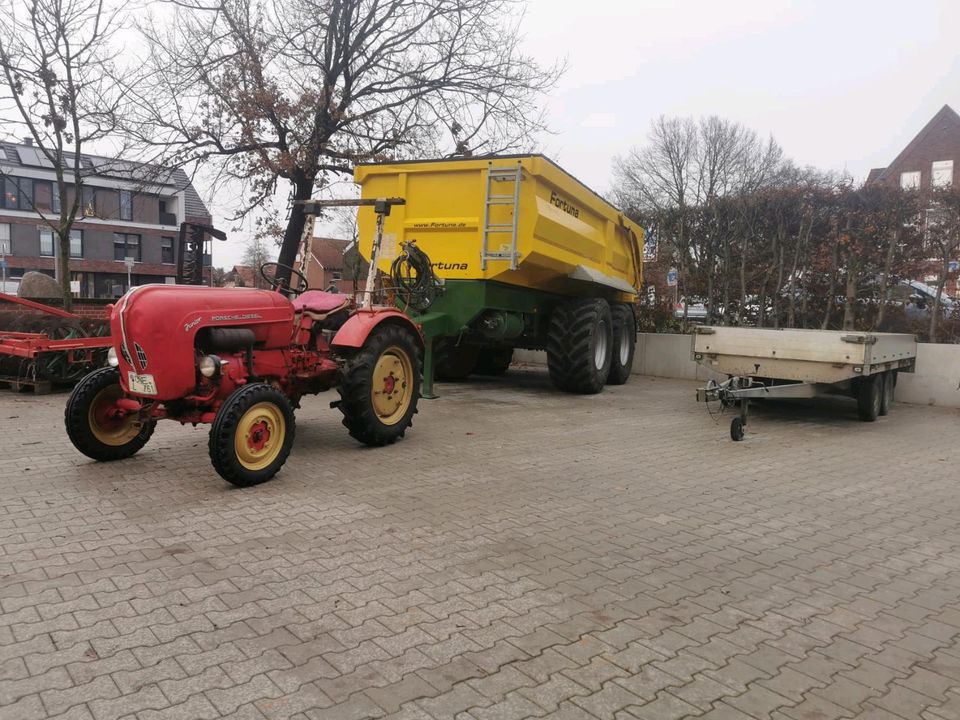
xmin=110 ymin=284 xmax=294 ymax=400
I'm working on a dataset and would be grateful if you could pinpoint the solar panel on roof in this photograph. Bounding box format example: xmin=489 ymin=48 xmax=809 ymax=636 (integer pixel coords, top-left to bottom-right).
xmin=16 ymin=146 xmax=54 ymax=168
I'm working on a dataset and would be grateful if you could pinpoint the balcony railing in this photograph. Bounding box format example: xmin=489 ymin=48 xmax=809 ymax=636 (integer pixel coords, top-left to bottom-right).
xmin=159 ymin=211 xmax=178 ymax=226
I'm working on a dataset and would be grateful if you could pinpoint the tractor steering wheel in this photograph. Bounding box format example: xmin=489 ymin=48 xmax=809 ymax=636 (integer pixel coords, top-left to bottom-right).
xmin=260 ymin=262 xmax=309 ymax=296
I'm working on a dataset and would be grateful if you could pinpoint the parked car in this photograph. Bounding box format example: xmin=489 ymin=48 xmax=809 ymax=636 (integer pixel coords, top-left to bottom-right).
xmin=892 ymin=280 xmax=958 ymax=319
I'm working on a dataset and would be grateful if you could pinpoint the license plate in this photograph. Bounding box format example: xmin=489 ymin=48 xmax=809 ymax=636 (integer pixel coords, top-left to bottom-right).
xmin=127 ymin=372 xmax=158 ymax=396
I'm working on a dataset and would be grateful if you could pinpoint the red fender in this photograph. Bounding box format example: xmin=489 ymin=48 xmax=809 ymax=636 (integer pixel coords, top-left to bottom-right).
xmin=330 ymin=307 xmax=423 ymax=351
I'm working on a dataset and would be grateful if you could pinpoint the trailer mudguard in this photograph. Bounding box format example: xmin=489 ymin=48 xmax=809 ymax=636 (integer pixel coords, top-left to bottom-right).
xmin=330 ymin=307 xmax=424 ymax=351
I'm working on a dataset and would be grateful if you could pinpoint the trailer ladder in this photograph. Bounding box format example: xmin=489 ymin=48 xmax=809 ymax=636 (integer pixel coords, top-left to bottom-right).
xmin=480 ymin=161 xmax=522 ymax=271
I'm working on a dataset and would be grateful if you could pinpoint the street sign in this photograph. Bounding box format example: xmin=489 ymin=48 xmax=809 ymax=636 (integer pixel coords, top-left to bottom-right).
xmin=666 ymin=268 xmax=678 ymax=287
xmin=124 ymin=257 xmax=135 ymax=270
xmin=0 ymin=258 xmax=7 ymax=271
xmin=949 ymin=261 xmax=959 ymax=272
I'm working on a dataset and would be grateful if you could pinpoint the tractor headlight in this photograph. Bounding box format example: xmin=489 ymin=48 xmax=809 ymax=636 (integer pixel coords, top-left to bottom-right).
xmin=199 ymin=354 xmax=221 ymax=378
xmin=107 ymin=346 xmax=119 ymax=367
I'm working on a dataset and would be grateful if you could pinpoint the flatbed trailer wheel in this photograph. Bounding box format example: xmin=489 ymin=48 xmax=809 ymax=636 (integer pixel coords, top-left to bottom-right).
xmin=607 ymin=304 xmax=636 ymax=385
xmin=209 ymin=383 xmax=295 ymax=487
xmin=65 ymin=367 xmax=155 ymax=461
xmin=857 ymin=373 xmax=882 ymax=422
xmin=338 ymin=323 xmax=421 ymax=446
xmin=879 ymin=371 xmax=894 ymax=416
xmin=547 ymin=298 xmax=613 ymax=394
xmin=434 ymin=340 xmax=478 ymax=381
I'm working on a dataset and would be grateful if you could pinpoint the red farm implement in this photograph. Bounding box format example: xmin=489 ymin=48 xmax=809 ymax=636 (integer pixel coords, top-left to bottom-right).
xmin=0 ymin=294 xmax=111 ymax=393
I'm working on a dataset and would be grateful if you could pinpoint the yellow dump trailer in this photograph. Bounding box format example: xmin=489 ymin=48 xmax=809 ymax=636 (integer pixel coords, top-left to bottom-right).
xmin=353 ymin=155 xmax=644 ymax=396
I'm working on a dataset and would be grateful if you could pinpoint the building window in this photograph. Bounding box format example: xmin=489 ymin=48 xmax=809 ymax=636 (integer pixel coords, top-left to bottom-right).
xmin=2 ymin=176 xmax=34 ymax=210
xmin=932 ymin=160 xmax=954 ymax=188
xmin=113 ymin=233 xmax=141 ymax=262
xmin=69 ymin=229 xmax=82 ymax=258
xmin=161 ymin=236 xmax=174 ymax=264
xmin=331 ymin=271 xmax=342 ymax=280
xmin=82 ymin=186 xmax=97 ymax=217
xmin=900 ymin=171 xmax=921 ymax=190
xmin=0 ymin=223 xmax=10 ymax=255
xmin=39 ymin=229 xmax=54 ymax=257
xmin=120 ymin=190 xmax=132 ymax=220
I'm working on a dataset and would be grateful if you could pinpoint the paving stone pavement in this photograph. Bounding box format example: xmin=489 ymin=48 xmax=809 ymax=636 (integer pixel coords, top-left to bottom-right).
xmin=1 ymin=368 xmax=960 ymax=720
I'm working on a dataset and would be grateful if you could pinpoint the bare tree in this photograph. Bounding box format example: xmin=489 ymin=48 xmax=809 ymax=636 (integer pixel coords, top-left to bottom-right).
xmin=0 ymin=0 xmax=123 ymax=309
xmin=923 ymin=186 xmax=960 ymax=342
xmin=128 ymin=0 xmax=560 ymax=286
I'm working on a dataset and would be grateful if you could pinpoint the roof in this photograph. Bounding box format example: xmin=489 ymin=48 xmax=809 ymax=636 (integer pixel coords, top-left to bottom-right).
xmin=0 ymin=140 xmax=210 ymax=218
xmin=866 ymin=167 xmax=886 ymax=184
xmin=308 ymin=237 xmax=352 ymax=269
xmin=871 ymin=104 xmax=960 ymax=184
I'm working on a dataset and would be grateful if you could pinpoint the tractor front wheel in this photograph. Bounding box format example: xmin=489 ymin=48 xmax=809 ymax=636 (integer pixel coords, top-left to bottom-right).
xmin=65 ymin=367 xmax=155 ymax=461
xmin=209 ymin=384 xmax=295 ymax=487
xmin=338 ymin=324 xmax=421 ymax=446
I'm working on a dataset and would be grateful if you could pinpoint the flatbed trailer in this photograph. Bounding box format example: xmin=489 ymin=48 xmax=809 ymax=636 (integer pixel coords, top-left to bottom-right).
xmin=692 ymin=326 xmax=917 ymax=440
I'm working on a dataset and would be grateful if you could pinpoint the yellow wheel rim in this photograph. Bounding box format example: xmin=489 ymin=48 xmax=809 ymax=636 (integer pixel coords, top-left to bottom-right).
xmin=234 ymin=402 xmax=286 ymax=471
xmin=89 ymin=385 xmax=141 ymax=446
xmin=372 ymin=345 xmax=413 ymax=426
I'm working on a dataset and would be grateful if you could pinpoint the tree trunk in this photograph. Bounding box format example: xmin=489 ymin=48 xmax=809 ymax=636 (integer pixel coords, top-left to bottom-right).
xmin=275 ymin=174 xmax=316 ymax=286
xmin=821 ymin=229 xmax=840 ymax=330
xmin=842 ymin=264 xmax=857 ymax=330
xmin=929 ymin=253 xmax=949 ymax=342
xmin=876 ymin=226 xmax=900 ymax=328
xmin=57 ymin=233 xmax=73 ymax=312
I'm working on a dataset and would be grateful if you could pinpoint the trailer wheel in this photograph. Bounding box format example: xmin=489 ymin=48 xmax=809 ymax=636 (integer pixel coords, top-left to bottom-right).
xmin=209 ymin=383 xmax=295 ymax=487
xmin=547 ymin=298 xmax=613 ymax=394
xmin=607 ymin=304 xmax=636 ymax=385
xmin=879 ymin=371 xmax=894 ymax=416
xmin=338 ymin=323 xmax=421 ymax=446
xmin=434 ymin=340 xmax=478 ymax=381
xmin=857 ymin=373 xmax=882 ymax=422
xmin=730 ymin=416 xmax=745 ymax=441
xmin=65 ymin=367 xmax=155 ymax=461
xmin=474 ymin=347 xmax=513 ymax=376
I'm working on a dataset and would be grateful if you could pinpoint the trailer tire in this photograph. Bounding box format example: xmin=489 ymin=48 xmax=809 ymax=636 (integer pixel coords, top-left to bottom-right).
xmin=65 ymin=367 xmax=155 ymax=462
xmin=730 ymin=416 xmax=745 ymax=441
xmin=547 ymin=298 xmax=613 ymax=394
xmin=474 ymin=347 xmax=513 ymax=376
xmin=879 ymin=371 xmax=894 ymax=416
xmin=607 ymin=304 xmax=636 ymax=385
xmin=338 ymin=323 xmax=421 ymax=446
xmin=434 ymin=340 xmax=478 ymax=381
xmin=209 ymin=383 xmax=295 ymax=487
xmin=857 ymin=373 xmax=882 ymax=422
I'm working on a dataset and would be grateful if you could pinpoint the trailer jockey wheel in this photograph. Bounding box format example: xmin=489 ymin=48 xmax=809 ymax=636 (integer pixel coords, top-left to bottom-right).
xmin=730 ymin=416 xmax=745 ymax=441
xmin=65 ymin=367 xmax=155 ymax=461
xmin=209 ymin=383 xmax=296 ymax=486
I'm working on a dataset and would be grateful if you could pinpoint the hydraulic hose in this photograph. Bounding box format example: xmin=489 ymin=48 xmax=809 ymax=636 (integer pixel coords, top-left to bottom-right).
xmin=389 ymin=240 xmax=441 ymax=312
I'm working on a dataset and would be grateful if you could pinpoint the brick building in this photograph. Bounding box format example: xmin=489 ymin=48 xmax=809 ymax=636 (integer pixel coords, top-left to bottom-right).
xmin=867 ymin=104 xmax=960 ymax=295
xmin=298 ymin=236 xmax=363 ymax=293
xmin=0 ymin=141 xmax=212 ymax=298
xmin=867 ymin=104 xmax=960 ymax=191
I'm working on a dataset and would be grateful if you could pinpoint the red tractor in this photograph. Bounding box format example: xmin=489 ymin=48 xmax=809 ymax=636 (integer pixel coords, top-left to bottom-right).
xmin=64 ymin=229 xmax=423 ymax=486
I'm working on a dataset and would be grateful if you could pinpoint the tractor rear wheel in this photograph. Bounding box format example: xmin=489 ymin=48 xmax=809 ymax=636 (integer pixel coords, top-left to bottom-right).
xmin=209 ymin=383 xmax=295 ymax=487
xmin=65 ymin=367 xmax=155 ymax=461
xmin=474 ymin=347 xmax=513 ymax=376
xmin=607 ymin=304 xmax=636 ymax=385
xmin=546 ymin=298 xmax=613 ymax=394
xmin=338 ymin=323 xmax=421 ymax=446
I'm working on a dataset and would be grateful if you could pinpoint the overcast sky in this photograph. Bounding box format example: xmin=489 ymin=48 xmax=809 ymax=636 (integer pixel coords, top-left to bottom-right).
xmin=214 ymin=0 xmax=960 ymax=267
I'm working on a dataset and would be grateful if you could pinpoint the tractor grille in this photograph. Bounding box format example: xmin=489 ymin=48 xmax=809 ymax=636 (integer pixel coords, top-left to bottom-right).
xmin=134 ymin=343 xmax=148 ymax=369
xmin=120 ymin=344 xmax=133 ymax=366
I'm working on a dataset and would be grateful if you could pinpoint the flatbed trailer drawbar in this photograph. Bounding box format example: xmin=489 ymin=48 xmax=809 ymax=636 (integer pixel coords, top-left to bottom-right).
xmin=693 ymin=326 xmax=917 ymax=440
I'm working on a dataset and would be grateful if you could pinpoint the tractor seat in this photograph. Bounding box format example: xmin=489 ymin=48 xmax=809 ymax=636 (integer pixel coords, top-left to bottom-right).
xmin=292 ymin=290 xmax=351 ymax=320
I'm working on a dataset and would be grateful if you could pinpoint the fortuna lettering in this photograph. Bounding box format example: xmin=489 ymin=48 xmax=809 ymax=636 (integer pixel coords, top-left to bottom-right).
xmin=431 ymin=262 xmax=469 ymax=271
xmin=550 ymin=191 xmax=580 ymax=218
